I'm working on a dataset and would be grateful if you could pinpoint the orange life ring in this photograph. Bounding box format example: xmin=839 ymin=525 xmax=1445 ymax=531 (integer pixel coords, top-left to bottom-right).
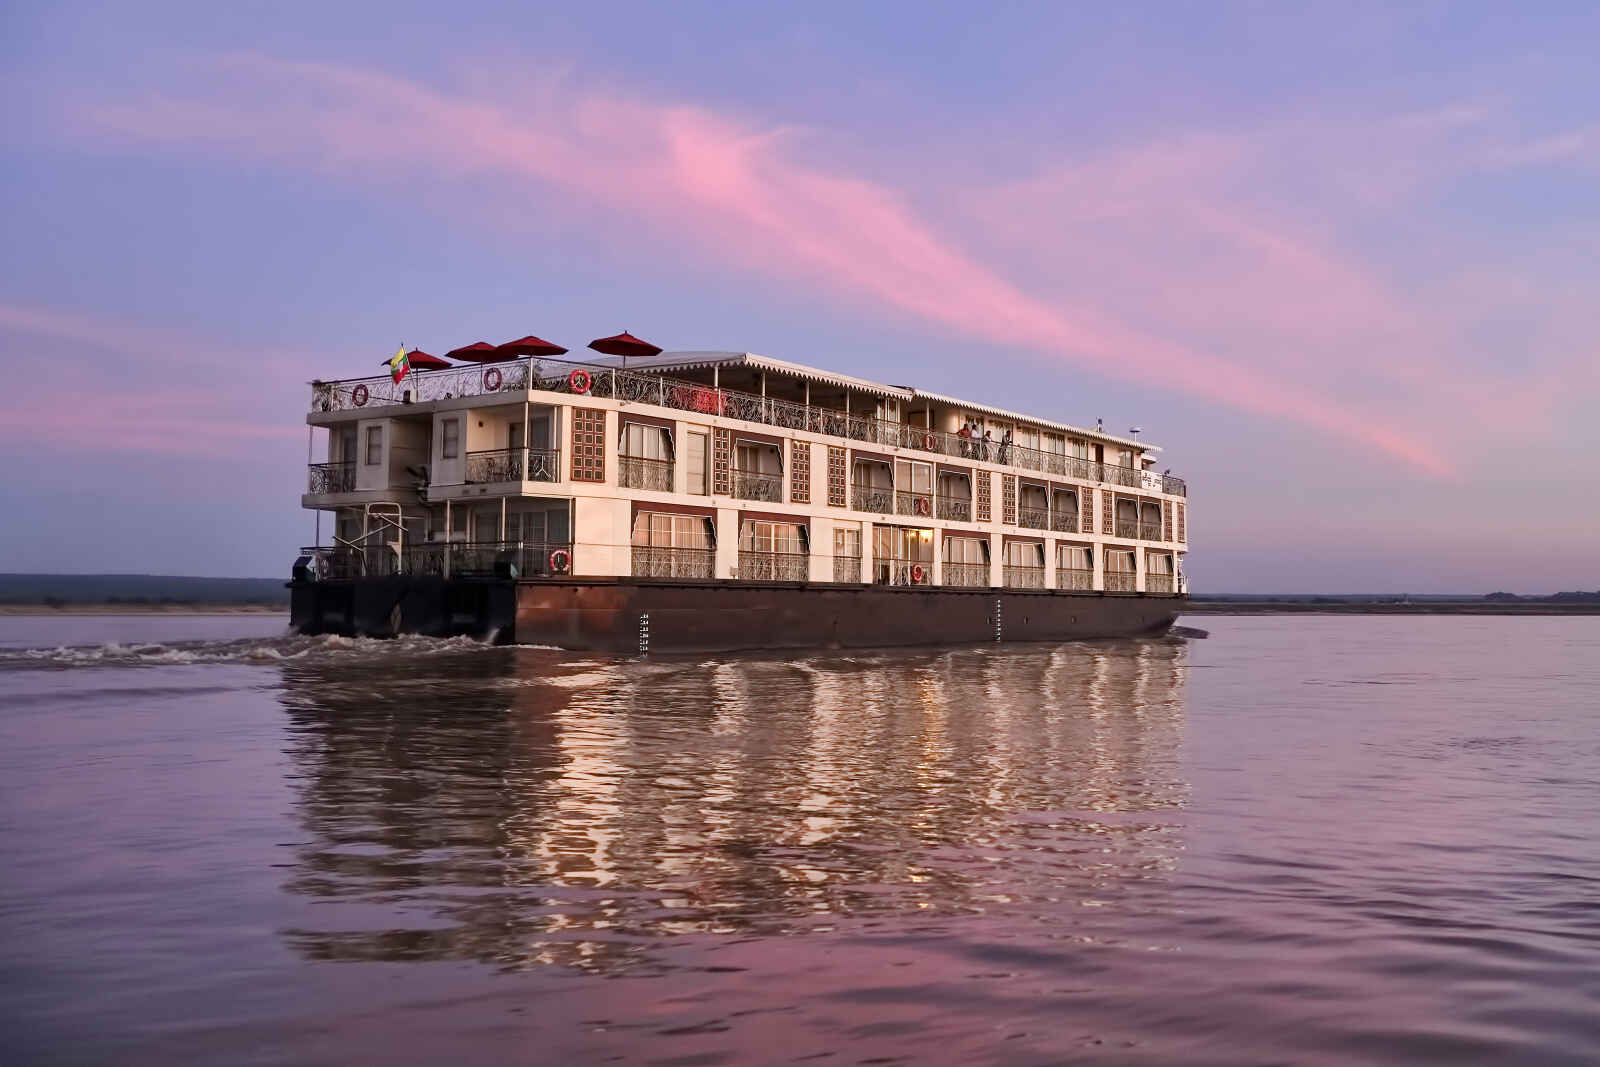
xmin=910 ymin=564 xmax=925 ymax=583
xmin=484 ymin=367 xmax=503 ymax=391
xmin=548 ymin=548 xmax=570 ymax=574
xmin=351 ymin=383 xmax=369 ymax=406
xmin=923 ymin=432 xmax=936 ymax=450
xmin=568 ymin=369 xmax=592 ymax=394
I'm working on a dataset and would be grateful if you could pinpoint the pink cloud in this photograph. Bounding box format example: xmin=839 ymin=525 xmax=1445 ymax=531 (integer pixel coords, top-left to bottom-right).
xmin=0 ymin=304 xmax=308 ymax=455
xmin=77 ymin=54 xmax=1592 ymax=476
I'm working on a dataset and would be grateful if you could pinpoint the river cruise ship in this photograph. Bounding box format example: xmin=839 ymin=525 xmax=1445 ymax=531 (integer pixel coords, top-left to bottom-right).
xmin=292 ymin=339 xmax=1188 ymax=652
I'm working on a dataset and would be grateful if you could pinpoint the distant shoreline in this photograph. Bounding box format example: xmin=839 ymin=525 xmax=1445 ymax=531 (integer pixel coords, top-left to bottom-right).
xmin=1184 ymin=601 xmax=1600 ymax=616
xmin=0 ymin=604 xmax=289 ymax=616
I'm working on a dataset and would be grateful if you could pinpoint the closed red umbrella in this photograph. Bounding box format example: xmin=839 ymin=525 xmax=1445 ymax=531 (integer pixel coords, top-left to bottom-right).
xmin=497 ymin=334 xmax=569 ymax=357
xmin=444 ymin=341 xmax=511 ymax=363
xmin=405 ymin=348 xmax=452 ymax=370
xmin=588 ymin=331 xmax=662 ymax=359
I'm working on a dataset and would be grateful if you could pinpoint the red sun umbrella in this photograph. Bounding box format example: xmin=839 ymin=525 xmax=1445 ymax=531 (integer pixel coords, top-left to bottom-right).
xmin=405 ymin=348 xmax=452 ymax=370
xmin=588 ymin=331 xmax=662 ymax=359
xmin=444 ymin=341 xmax=512 ymax=363
xmin=496 ymin=334 xmax=569 ymax=357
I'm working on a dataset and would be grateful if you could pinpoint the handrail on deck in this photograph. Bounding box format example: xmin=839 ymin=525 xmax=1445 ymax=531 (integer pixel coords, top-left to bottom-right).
xmin=310 ymin=356 xmax=1186 ymax=493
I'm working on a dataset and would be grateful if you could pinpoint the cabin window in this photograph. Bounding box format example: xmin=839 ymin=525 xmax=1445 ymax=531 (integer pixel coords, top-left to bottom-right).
xmin=894 ymin=459 xmax=933 ymax=494
xmin=1146 ymin=552 xmax=1173 ymax=575
xmin=1003 ymin=541 xmax=1044 ymax=567
xmin=1058 ymin=544 xmax=1092 ymax=571
xmin=441 ymin=418 xmax=461 ymax=459
xmin=631 ymin=512 xmax=714 ymax=549
xmin=685 ymin=431 xmax=709 ymax=495
xmin=364 ymin=425 xmax=383 ymax=466
xmin=872 ymin=524 xmax=933 ymax=585
xmin=1106 ymin=549 xmax=1136 ymax=573
xmin=621 ymin=422 xmax=673 ymax=461
xmin=833 ymin=525 xmax=861 ymax=558
xmin=336 ymin=426 xmax=357 ymax=464
xmin=739 ymin=520 xmax=806 ymax=554
xmin=942 ymin=536 xmax=988 ymax=565
xmin=508 ymin=421 xmax=523 ymax=450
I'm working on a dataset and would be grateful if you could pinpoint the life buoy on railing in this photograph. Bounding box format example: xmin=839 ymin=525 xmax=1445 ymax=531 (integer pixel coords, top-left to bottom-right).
xmin=568 ymin=369 xmax=592 ymax=394
xmin=924 ymin=432 xmax=936 ymax=450
xmin=910 ymin=564 xmax=925 ymax=584
xmin=915 ymin=496 xmax=930 ymax=516
xmin=484 ymin=367 xmax=503 ymax=391
xmin=351 ymin=383 xmax=369 ymax=407
xmin=548 ymin=548 xmax=571 ymax=574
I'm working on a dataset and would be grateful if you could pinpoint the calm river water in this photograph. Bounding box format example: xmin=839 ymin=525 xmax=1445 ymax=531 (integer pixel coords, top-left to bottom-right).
xmin=1 ymin=615 xmax=1597 ymax=1065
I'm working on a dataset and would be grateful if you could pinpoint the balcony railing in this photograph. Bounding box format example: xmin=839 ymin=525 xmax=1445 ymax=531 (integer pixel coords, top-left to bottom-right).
xmin=463 ymin=447 xmax=560 ymax=484
xmin=895 ymin=490 xmax=934 ymax=518
xmin=632 ymin=545 xmax=716 ymax=579
xmin=1146 ymin=574 xmax=1175 ymax=594
xmin=1003 ymin=565 xmax=1046 ymax=589
xmin=307 ymin=461 xmax=356 ymax=494
xmin=732 ymin=468 xmax=783 ymax=503
xmin=1162 ymin=474 xmax=1187 ymax=497
xmin=299 ymin=541 xmax=571 ymax=579
xmin=311 ymin=357 xmax=1185 ymax=493
xmin=1105 ymin=572 xmax=1137 ymax=593
xmin=936 ymin=494 xmax=972 ymax=522
xmin=1017 ymin=505 xmax=1050 ymax=530
xmin=943 ymin=562 xmax=989 ymax=588
xmin=1115 ymin=519 xmax=1141 ymax=539
xmin=1140 ymin=522 xmax=1163 ymax=541
xmin=739 ymin=551 xmax=809 ymax=581
xmin=1051 ymin=511 xmax=1078 ymax=533
xmin=619 ymin=454 xmax=674 ymax=491
xmin=1056 ymin=567 xmax=1093 ymax=591
xmin=833 ymin=555 xmax=862 ymax=583
xmin=875 ymin=559 xmax=932 ymax=586
xmin=851 ymin=484 xmax=893 ymax=513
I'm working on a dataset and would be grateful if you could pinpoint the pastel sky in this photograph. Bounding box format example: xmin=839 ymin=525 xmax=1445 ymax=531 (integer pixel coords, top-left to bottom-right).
xmin=2 ymin=2 xmax=1596 ymax=592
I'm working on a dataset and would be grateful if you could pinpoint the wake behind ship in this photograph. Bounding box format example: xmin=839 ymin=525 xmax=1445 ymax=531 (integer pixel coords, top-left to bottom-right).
xmin=291 ymin=336 xmax=1189 ymax=653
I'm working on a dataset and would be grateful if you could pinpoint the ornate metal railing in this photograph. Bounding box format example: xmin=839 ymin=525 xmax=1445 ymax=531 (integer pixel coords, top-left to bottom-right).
xmin=936 ymin=494 xmax=972 ymax=521
xmin=465 ymin=448 xmax=523 ymax=483
xmin=731 ymin=468 xmax=783 ymax=502
xmin=1115 ymin=519 xmax=1141 ymax=539
xmin=1017 ymin=505 xmax=1050 ymax=530
xmin=462 ymin=447 xmax=559 ymax=483
xmin=1162 ymin=474 xmax=1187 ymax=497
xmin=312 ymin=357 xmax=1185 ymax=491
xmin=943 ymin=562 xmax=988 ymax=588
xmin=300 ymin=541 xmax=570 ymax=579
xmin=1051 ymin=510 xmax=1078 ymax=533
xmin=895 ymin=490 xmax=934 ymax=518
xmin=307 ymin=461 xmax=356 ymax=494
xmin=1140 ymin=522 xmax=1163 ymax=541
xmin=1105 ymin=572 xmax=1137 ymax=593
xmin=875 ymin=559 xmax=932 ymax=586
xmin=1146 ymin=574 xmax=1175 ymax=594
xmin=739 ymin=551 xmax=809 ymax=581
xmin=1057 ymin=568 xmax=1094 ymax=591
xmin=833 ymin=555 xmax=862 ymax=583
xmin=446 ymin=540 xmax=571 ymax=577
xmin=851 ymin=484 xmax=893 ymax=513
xmin=1003 ymin=565 xmax=1046 ymax=589
xmin=632 ymin=545 xmax=716 ymax=579
xmin=619 ymin=455 xmax=674 ymax=491
xmin=1102 ymin=464 xmax=1141 ymax=488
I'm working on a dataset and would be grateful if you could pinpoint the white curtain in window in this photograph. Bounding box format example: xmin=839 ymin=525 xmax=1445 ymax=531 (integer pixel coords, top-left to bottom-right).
xmin=1058 ymin=545 xmax=1092 ymax=570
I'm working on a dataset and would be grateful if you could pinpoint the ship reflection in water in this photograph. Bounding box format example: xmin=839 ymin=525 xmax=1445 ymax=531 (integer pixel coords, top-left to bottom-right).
xmin=276 ymin=639 xmax=1188 ymax=973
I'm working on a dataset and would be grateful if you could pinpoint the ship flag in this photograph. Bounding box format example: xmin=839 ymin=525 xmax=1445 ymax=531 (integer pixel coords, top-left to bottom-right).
xmin=383 ymin=344 xmax=410 ymax=384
